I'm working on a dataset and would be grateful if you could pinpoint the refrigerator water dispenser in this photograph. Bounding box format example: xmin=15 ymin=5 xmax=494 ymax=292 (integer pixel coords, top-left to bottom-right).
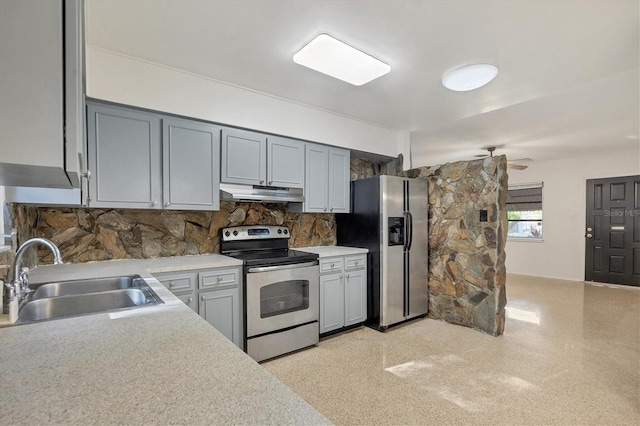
xmin=388 ymin=217 xmax=404 ymax=246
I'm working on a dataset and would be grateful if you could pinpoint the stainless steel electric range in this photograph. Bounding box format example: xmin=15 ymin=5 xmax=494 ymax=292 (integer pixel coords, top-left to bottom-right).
xmin=220 ymin=225 xmax=319 ymax=362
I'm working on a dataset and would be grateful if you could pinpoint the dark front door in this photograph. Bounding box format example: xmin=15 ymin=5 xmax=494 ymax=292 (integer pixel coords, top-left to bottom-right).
xmin=585 ymin=175 xmax=640 ymax=286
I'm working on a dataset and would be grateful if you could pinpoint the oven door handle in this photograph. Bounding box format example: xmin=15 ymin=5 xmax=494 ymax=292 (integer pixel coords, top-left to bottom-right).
xmin=247 ymin=261 xmax=318 ymax=273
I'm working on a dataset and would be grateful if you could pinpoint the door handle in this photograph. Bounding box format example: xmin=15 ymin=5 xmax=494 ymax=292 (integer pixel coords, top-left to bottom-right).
xmin=586 ymin=233 xmax=593 ymax=239
xmin=403 ymin=211 xmax=413 ymax=251
xmin=247 ymin=260 xmax=318 ymax=273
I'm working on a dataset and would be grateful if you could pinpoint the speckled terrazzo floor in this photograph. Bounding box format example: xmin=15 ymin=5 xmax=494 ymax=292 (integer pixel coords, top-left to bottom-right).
xmin=263 ymin=274 xmax=640 ymax=425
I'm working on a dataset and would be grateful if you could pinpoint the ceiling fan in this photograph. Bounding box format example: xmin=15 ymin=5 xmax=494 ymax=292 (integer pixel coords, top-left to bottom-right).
xmin=474 ymin=146 xmax=532 ymax=170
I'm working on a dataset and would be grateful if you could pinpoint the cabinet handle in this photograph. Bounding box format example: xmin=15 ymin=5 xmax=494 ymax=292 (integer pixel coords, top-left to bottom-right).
xmin=169 ymin=282 xmax=174 ymax=288
xmin=151 ymin=201 xmax=158 ymax=207
xmin=323 ymin=207 xmax=327 ymax=212
xmin=187 ymin=297 xmax=193 ymax=304
xmin=339 ymin=275 xmax=344 ymax=279
xmin=346 ymin=274 xmax=350 ymax=279
xmin=81 ymin=170 xmax=92 ymax=180
xmin=217 ymin=276 xmax=223 ymax=282
xmin=355 ymin=261 xmax=359 ymax=266
xmin=260 ymin=179 xmax=264 ymax=184
xmin=330 ymin=207 xmax=334 ymax=212
xmin=164 ymin=202 xmax=171 ymax=207
xmin=268 ymin=181 xmax=272 ymax=185
xmin=201 ymin=295 xmax=206 ymax=301
xmin=330 ymin=263 xmax=335 ymax=268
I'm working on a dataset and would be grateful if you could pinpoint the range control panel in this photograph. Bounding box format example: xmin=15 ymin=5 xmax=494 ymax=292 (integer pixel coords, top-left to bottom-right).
xmin=221 ymin=225 xmax=290 ymax=241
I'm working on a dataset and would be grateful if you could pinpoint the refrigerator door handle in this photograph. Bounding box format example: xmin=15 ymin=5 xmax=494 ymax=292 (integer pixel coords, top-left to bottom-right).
xmin=403 ymin=211 xmax=410 ymax=251
xmin=406 ymin=211 xmax=413 ymax=251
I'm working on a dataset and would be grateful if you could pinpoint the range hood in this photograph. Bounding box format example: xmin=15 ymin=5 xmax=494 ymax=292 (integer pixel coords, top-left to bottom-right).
xmin=220 ymin=183 xmax=304 ymax=203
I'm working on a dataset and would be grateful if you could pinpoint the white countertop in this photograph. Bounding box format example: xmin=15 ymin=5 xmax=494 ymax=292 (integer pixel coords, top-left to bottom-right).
xmin=297 ymin=246 xmax=369 ymax=258
xmin=0 ymin=255 xmax=330 ymax=425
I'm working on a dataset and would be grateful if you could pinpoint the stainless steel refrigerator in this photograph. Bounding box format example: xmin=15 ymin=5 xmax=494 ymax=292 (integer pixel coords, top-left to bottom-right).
xmin=336 ymin=175 xmax=429 ymax=331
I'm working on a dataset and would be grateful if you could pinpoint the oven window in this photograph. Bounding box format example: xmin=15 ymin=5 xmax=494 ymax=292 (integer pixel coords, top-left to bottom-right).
xmin=260 ymin=280 xmax=309 ymax=318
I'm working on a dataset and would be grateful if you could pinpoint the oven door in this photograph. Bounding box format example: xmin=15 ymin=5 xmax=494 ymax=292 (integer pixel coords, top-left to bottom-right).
xmin=245 ymin=261 xmax=319 ymax=338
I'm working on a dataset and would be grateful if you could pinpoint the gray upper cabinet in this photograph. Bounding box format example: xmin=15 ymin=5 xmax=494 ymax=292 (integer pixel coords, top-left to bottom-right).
xmin=304 ymin=144 xmax=330 ymax=212
xmin=87 ymin=101 xmax=221 ymax=211
xmin=0 ymin=0 xmax=84 ymax=189
xmin=328 ymin=147 xmax=350 ymax=213
xmin=87 ymin=103 xmax=162 ymax=209
xmin=221 ymin=128 xmax=305 ymax=188
xmin=221 ymin=128 xmax=267 ymax=185
xmin=163 ymin=118 xmax=221 ymax=210
xmin=267 ymin=136 xmax=305 ymax=188
xmin=296 ymin=144 xmax=350 ymax=213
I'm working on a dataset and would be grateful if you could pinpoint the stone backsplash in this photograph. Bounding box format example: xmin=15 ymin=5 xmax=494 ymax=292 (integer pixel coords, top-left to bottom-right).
xmin=402 ymin=156 xmax=508 ymax=336
xmin=8 ymin=202 xmax=335 ymax=266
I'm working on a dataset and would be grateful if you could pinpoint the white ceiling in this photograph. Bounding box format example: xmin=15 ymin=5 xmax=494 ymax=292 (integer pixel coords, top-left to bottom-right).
xmin=85 ymin=0 xmax=640 ymax=168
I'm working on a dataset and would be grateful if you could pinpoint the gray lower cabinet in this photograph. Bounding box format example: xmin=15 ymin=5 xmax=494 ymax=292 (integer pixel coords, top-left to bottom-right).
xmin=319 ymin=254 xmax=367 ymax=335
xmin=344 ymin=265 xmax=367 ymax=326
xmin=176 ymin=292 xmax=198 ymax=312
xmin=294 ymin=144 xmax=350 ymax=213
xmin=320 ymin=272 xmax=345 ymax=333
xmin=154 ymin=266 xmax=243 ymax=348
xmin=153 ymin=271 xmax=198 ymax=313
xmin=199 ymin=287 xmax=241 ymax=347
xmin=86 ymin=101 xmax=221 ymax=210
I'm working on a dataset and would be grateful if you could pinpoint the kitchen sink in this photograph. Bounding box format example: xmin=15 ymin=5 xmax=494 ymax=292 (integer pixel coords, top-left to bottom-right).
xmin=32 ymin=275 xmax=146 ymax=299
xmin=15 ymin=275 xmax=163 ymax=324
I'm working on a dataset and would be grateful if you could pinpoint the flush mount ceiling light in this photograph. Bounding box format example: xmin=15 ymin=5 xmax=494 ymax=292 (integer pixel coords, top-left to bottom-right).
xmin=442 ymin=63 xmax=499 ymax=91
xmin=293 ymin=34 xmax=390 ymax=86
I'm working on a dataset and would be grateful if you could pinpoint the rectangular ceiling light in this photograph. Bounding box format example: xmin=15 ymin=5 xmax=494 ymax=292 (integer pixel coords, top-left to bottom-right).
xmin=293 ymin=34 xmax=390 ymax=86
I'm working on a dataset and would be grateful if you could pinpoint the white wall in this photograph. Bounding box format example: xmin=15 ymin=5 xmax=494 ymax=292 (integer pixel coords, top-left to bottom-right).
xmin=86 ymin=47 xmax=400 ymax=158
xmin=505 ymin=145 xmax=640 ymax=281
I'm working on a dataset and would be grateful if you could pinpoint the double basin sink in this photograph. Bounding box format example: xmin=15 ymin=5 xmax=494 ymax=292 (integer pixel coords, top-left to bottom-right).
xmin=16 ymin=275 xmax=163 ymax=324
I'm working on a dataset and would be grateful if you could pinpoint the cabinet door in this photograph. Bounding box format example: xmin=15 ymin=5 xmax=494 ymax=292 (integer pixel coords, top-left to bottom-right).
xmin=163 ymin=118 xmax=220 ymax=210
xmin=87 ymin=103 xmax=162 ymax=209
xmin=328 ymin=147 xmax=350 ymax=213
xmin=0 ymin=0 xmax=69 ymax=188
xmin=221 ymin=128 xmax=266 ymax=185
xmin=177 ymin=293 xmax=198 ymax=314
xmin=304 ymin=144 xmax=329 ymax=213
xmin=199 ymin=287 xmax=242 ymax=348
xmin=267 ymin=136 xmax=305 ymax=188
xmin=344 ymin=268 xmax=367 ymax=326
xmin=320 ymin=272 xmax=344 ymax=334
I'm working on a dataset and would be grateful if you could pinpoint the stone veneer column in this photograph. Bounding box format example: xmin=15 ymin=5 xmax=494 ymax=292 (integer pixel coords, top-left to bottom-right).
xmin=404 ymin=156 xmax=508 ymax=336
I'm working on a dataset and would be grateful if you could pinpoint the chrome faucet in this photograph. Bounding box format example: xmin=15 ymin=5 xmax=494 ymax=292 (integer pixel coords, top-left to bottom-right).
xmin=8 ymin=238 xmax=63 ymax=300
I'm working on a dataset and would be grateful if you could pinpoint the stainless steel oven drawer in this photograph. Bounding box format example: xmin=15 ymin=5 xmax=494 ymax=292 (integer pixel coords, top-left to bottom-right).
xmin=247 ymin=322 xmax=319 ymax=362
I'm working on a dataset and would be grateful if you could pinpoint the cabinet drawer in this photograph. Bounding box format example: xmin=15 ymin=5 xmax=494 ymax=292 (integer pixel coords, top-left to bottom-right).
xmin=344 ymin=255 xmax=366 ymax=270
xmin=199 ymin=268 xmax=240 ymax=289
xmin=154 ymin=272 xmax=196 ymax=293
xmin=320 ymin=257 xmax=344 ymax=274
xmin=177 ymin=293 xmax=198 ymax=314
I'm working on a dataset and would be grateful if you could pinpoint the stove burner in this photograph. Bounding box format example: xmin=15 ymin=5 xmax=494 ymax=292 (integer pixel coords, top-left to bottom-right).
xmin=220 ymin=225 xmax=318 ymax=268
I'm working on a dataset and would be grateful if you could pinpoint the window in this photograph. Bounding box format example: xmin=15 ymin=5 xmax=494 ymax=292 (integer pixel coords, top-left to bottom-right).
xmin=507 ymin=182 xmax=543 ymax=240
